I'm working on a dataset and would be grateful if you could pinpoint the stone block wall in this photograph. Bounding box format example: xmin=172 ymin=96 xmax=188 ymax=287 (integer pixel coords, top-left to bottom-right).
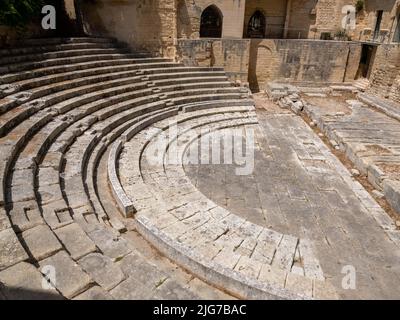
xmin=176 ymin=39 xmax=250 ymax=83
xmin=243 ymin=0 xmax=288 ymax=38
xmin=176 ymin=0 xmax=246 ymax=39
xmin=248 ymin=39 xmax=362 ymax=91
xmin=80 ymin=0 xmax=177 ymax=58
xmin=368 ymin=44 xmax=400 ymax=103
xmin=355 ymin=0 xmax=400 ymax=42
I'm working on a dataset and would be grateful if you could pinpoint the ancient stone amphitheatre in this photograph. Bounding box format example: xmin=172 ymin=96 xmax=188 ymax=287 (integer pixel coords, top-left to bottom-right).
xmin=0 ymin=0 xmax=400 ymax=300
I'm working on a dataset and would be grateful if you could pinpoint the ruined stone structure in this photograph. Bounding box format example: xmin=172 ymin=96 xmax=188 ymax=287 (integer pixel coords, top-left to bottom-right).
xmin=0 ymin=0 xmax=400 ymax=300
xmin=72 ymin=0 xmax=400 ymax=101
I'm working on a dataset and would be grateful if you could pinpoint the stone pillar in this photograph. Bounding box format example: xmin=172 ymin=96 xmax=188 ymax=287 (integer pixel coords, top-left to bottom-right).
xmin=64 ymin=0 xmax=77 ymax=20
xmin=220 ymin=0 xmax=247 ymax=39
xmin=284 ymin=0 xmax=292 ymax=38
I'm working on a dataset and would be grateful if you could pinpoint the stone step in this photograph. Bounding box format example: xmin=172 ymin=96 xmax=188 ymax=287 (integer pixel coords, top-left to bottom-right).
xmin=0 ymin=67 xmax=227 ymax=116
xmin=171 ymin=93 xmax=246 ymax=106
xmin=162 ymin=87 xmax=242 ymax=100
xmin=158 ymin=81 xmax=233 ymax=92
xmin=5 ymin=62 xmax=182 ymax=93
xmin=36 ymin=94 xmax=250 ymax=216
xmin=147 ymin=71 xmax=227 ymax=82
xmin=0 ymin=42 xmax=126 ymax=61
xmin=86 ymin=98 xmax=254 ymax=224
xmin=143 ymin=66 xmax=225 ymax=75
xmin=0 ymin=48 xmax=133 ymax=74
xmin=181 ymin=99 xmax=255 ymax=112
xmin=9 ymin=90 xmax=241 ymax=217
xmin=111 ymin=109 xmax=256 ymax=214
xmin=0 ymin=53 xmax=155 ymax=79
xmin=42 ymin=105 xmax=174 ymax=223
xmin=0 ymin=73 xmax=232 ymax=137
xmin=0 ymin=57 xmax=173 ymax=84
xmin=152 ymin=76 xmax=229 ymax=87
xmin=114 ymin=114 xmax=335 ymax=299
xmin=0 ymin=37 xmax=265 ymax=300
xmin=7 ymin=37 xmax=117 ymax=48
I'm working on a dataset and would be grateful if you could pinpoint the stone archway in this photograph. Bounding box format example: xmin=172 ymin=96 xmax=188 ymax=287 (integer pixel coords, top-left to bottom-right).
xmin=247 ymin=10 xmax=266 ymax=38
xmin=200 ymin=5 xmax=223 ymax=38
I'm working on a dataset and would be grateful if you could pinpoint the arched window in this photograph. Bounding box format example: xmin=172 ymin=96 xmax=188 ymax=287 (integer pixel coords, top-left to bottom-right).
xmin=247 ymin=10 xmax=266 ymax=38
xmin=200 ymin=5 xmax=223 ymax=38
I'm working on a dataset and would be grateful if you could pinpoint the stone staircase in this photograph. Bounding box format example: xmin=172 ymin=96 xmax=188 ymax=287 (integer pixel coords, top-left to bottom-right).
xmin=353 ymin=78 xmax=370 ymax=92
xmin=0 ymin=37 xmax=336 ymax=300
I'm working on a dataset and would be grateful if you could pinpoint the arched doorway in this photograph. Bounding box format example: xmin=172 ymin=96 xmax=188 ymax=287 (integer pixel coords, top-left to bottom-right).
xmin=247 ymin=10 xmax=266 ymax=38
xmin=200 ymin=5 xmax=223 ymax=38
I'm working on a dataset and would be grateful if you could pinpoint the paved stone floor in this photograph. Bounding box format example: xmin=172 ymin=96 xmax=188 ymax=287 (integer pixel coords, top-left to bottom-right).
xmin=185 ymin=95 xmax=400 ymax=299
xmin=94 ymin=147 xmax=236 ymax=300
xmin=301 ymin=93 xmax=400 ymax=214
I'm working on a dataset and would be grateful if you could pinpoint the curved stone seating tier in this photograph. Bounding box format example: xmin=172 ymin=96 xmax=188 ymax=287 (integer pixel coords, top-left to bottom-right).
xmin=0 ymin=41 xmax=117 ymax=58
xmin=0 ymin=46 xmax=130 ymax=67
xmin=107 ymin=108 xmax=337 ymax=299
xmin=0 ymin=55 xmax=160 ymax=83
xmin=1 ymin=57 xmax=177 ymax=90
xmin=0 ymin=37 xmax=261 ymax=299
xmin=0 ymin=65 xmax=228 ymax=127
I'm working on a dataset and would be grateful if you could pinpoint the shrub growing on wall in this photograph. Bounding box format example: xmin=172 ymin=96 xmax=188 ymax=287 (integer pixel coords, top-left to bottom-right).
xmin=355 ymin=0 xmax=365 ymax=13
xmin=0 ymin=0 xmax=44 ymax=27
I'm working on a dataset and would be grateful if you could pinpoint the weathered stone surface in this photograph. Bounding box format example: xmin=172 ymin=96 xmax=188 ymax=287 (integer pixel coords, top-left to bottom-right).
xmin=154 ymin=279 xmax=199 ymax=300
xmin=0 ymin=262 xmax=62 ymax=300
xmin=87 ymin=226 xmax=131 ymax=260
xmin=54 ymin=223 xmax=97 ymax=260
xmin=313 ymin=280 xmax=339 ymax=300
xmin=110 ymin=276 xmax=154 ymax=300
xmin=39 ymin=251 xmax=91 ymax=299
xmin=73 ymin=286 xmax=114 ymax=300
xmin=258 ymin=265 xmax=287 ymax=287
xmin=21 ymin=225 xmax=62 ymax=261
xmin=383 ymin=180 xmax=400 ymax=214
xmin=117 ymin=253 xmax=167 ymax=288
xmin=79 ymin=253 xmax=125 ymax=291
xmin=1 ymin=34 xmax=399 ymax=301
xmin=0 ymin=228 xmax=28 ymax=270
xmin=285 ymin=273 xmax=313 ymax=298
xmin=0 ymin=208 xmax=11 ymax=231
xmin=8 ymin=201 xmax=44 ymax=232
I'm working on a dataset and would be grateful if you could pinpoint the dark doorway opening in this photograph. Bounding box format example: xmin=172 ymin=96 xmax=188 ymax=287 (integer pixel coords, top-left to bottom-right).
xmin=200 ymin=5 xmax=223 ymax=38
xmin=373 ymin=10 xmax=383 ymax=41
xmin=247 ymin=10 xmax=266 ymax=38
xmin=356 ymin=44 xmax=377 ymax=79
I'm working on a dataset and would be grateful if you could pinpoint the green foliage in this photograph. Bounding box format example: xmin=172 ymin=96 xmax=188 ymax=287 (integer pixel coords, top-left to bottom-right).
xmin=0 ymin=0 xmax=44 ymax=27
xmin=334 ymin=29 xmax=351 ymax=41
xmin=355 ymin=0 xmax=364 ymax=13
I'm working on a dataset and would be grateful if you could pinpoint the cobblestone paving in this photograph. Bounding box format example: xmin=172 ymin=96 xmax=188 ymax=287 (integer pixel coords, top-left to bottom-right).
xmin=185 ymin=96 xmax=400 ymax=299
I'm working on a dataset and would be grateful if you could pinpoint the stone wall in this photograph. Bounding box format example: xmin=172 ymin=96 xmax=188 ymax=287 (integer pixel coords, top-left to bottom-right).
xmin=176 ymin=38 xmax=362 ymax=92
xmin=0 ymin=0 xmax=83 ymax=45
xmin=355 ymin=0 xmax=400 ymax=43
xmin=368 ymin=44 xmax=400 ymax=103
xmin=176 ymin=39 xmax=250 ymax=83
xmin=176 ymin=0 xmax=246 ymax=39
xmin=249 ymin=39 xmax=362 ymax=91
xmin=80 ymin=0 xmax=177 ymax=58
xmin=243 ymin=0 xmax=288 ymax=38
xmin=0 ymin=24 xmax=44 ymax=46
